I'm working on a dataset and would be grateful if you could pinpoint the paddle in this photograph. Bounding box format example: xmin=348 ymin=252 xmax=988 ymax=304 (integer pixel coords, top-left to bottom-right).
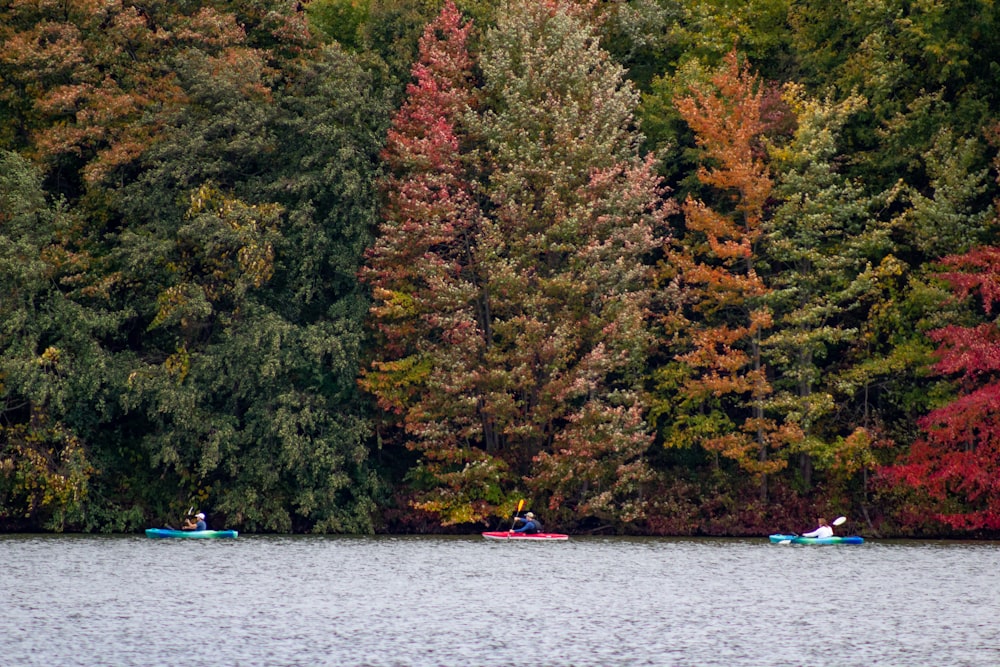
xmin=778 ymin=516 xmax=847 ymax=545
xmin=507 ymin=499 xmax=525 ymax=539
xmin=163 ymin=507 xmax=195 ymax=531
xmin=175 ymin=507 xmax=195 ymax=531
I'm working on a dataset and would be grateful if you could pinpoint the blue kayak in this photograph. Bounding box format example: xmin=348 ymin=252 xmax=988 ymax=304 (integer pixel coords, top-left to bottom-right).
xmin=769 ymin=533 xmax=863 ymax=545
xmin=145 ymin=528 xmax=238 ymax=539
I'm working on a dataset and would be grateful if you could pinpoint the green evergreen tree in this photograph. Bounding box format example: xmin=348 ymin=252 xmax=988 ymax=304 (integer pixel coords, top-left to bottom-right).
xmin=761 ymin=87 xmax=886 ymax=488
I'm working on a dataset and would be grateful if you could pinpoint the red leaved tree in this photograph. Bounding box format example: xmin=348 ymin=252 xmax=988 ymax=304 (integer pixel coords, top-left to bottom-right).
xmin=360 ymin=1 xmax=510 ymax=525
xmin=881 ymin=246 xmax=1000 ymax=533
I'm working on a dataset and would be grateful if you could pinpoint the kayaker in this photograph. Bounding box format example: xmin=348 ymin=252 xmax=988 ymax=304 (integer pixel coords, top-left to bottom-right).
xmin=801 ymin=517 xmax=833 ymax=539
xmin=511 ymin=511 xmax=542 ymax=534
xmin=182 ymin=512 xmax=207 ymax=531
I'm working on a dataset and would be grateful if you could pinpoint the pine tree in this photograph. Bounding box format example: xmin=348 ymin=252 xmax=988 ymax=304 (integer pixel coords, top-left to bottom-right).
xmin=761 ymin=86 xmax=885 ymax=486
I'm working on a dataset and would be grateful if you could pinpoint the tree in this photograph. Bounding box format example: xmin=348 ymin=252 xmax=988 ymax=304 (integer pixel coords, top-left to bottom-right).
xmin=881 ymin=247 xmax=1000 ymax=533
xmin=1 ymin=0 xmax=389 ymax=532
xmin=363 ymin=0 xmax=673 ymax=528
xmin=665 ymin=51 xmax=797 ymax=501
xmin=0 ymin=151 xmax=100 ymax=530
xmin=361 ymin=0 xmax=501 ymax=525
xmin=109 ymin=42 xmax=390 ymax=532
xmin=761 ymin=87 xmax=885 ymax=488
xmin=473 ymin=0 xmax=674 ymax=527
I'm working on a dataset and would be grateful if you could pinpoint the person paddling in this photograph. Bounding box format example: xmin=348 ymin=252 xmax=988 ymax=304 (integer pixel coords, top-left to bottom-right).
xmin=182 ymin=512 xmax=207 ymax=531
xmin=511 ymin=511 xmax=542 ymax=535
xmin=801 ymin=517 xmax=833 ymax=539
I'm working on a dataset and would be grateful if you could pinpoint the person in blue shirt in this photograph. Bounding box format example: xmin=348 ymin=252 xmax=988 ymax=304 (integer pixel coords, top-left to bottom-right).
xmin=512 ymin=511 xmax=542 ymax=534
xmin=182 ymin=512 xmax=207 ymax=531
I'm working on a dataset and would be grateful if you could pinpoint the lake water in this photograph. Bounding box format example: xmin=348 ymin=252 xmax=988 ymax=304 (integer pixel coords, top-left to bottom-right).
xmin=2 ymin=534 xmax=998 ymax=666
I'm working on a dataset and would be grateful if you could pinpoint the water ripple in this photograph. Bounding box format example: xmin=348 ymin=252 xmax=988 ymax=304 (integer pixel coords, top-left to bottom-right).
xmin=2 ymin=535 xmax=999 ymax=666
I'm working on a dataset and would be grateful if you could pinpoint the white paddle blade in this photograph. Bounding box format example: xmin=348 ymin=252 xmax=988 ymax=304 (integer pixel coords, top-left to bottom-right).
xmin=779 ymin=539 xmax=792 ymax=545
xmin=832 ymin=516 xmax=847 ymax=526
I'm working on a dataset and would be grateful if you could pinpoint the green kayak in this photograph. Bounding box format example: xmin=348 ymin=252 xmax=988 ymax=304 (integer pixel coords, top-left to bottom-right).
xmin=145 ymin=528 xmax=238 ymax=539
xmin=769 ymin=533 xmax=863 ymax=545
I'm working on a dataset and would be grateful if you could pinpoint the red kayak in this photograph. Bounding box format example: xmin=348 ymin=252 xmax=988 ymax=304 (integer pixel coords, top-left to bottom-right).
xmin=482 ymin=531 xmax=569 ymax=541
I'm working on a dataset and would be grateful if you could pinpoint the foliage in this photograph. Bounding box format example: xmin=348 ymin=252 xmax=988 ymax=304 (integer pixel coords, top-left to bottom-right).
xmin=361 ymin=0 xmax=501 ymax=526
xmin=664 ymin=51 xmax=795 ymax=500
xmin=363 ymin=0 xmax=674 ymax=529
xmin=760 ymin=87 xmax=884 ymax=486
xmin=880 ymin=248 xmax=1000 ymax=534
xmin=0 ymin=151 xmax=101 ymax=530
xmin=308 ymin=0 xmax=371 ymax=48
xmin=3 ymin=0 xmax=1000 ymax=536
xmin=787 ymin=0 xmax=1000 ymax=192
xmin=474 ymin=0 xmax=674 ymax=527
xmin=1 ymin=2 xmax=388 ymax=533
xmin=108 ymin=41 xmax=390 ymax=533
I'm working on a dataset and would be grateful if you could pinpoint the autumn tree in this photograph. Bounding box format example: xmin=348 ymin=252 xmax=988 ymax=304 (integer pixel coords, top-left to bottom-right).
xmin=361 ymin=0 xmax=501 ymax=525
xmin=0 ymin=0 xmax=309 ymax=193
xmin=472 ymin=1 xmax=673 ymax=527
xmin=880 ymin=247 xmax=1000 ymax=534
xmin=662 ymin=52 xmax=798 ymax=502
xmin=363 ymin=0 xmax=673 ymax=528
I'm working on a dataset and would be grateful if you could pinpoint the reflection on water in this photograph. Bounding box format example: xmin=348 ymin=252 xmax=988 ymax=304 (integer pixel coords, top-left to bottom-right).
xmin=2 ymin=534 xmax=999 ymax=666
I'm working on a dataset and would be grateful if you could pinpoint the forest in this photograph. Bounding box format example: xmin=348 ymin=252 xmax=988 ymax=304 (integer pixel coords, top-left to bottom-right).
xmin=3 ymin=0 xmax=1000 ymax=537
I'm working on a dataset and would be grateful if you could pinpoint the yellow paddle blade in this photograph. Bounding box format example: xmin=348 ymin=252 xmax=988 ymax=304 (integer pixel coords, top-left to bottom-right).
xmin=517 ymin=499 xmax=525 ymax=512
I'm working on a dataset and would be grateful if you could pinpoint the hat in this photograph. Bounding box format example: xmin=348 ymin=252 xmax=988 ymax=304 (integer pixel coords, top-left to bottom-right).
xmin=525 ymin=512 xmax=535 ymax=519
xmin=195 ymin=513 xmax=205 ymax=519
